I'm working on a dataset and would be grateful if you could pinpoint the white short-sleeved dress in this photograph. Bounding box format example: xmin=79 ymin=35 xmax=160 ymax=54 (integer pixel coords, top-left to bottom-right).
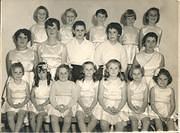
xmin=76 ymin=80 xmax=99 ymax=118
xmin=99 ymin=78 xmax=129 ymax=125
xmin=121 ymin=26 xmax=139 ymax=64
xmin=59 ymin=25 xmax=73 ymax=45
xmin=5 ymin=79 xmax=28 ymax=112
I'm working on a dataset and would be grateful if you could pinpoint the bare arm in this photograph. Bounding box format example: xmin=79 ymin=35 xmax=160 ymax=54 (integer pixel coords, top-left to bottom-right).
xmin=139 ymin=28 xmax=144 ymax=50
xmin=33 ymin=51 xmax=39 ymax=67
xmin=6 ymin=52 xmax=12 ymax=76
xmin=89 ymin=83 xmax=98 ymax=110
xmin=6 ymin=83 xmax=17 ymax=108
xmin=160 ymin=54 xmax=165 ymax=67
xmin=61 ymin=45 xmax=67 ymax=64
xmin=167 ymin=88 xmax=175 ymax=118
xmin=117 ymin=82 xmax=127 ymax=111
xmin=49 ymin=82 xmax=58 ymax=108
xmin=138 ymin=86 xmax=148 ymax=113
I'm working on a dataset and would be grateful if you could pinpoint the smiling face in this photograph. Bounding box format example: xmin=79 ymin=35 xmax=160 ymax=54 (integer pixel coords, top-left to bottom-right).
xmin=12 ymin=67 xmax=23 ymax=81
xmin=58 ymin=67 xmax=69 ymax=82
xmin=107 ymin=63 xmax=120 ymax=78
xmin=157 ymin=74 xmax=169 ymax=88
xmin=65 ymin=11 xmax=76 ymax=25
xmin=107 ymin=28 xmax=119 ymax=43
xmin=96 ymin=13 xmax=106 ymax=25
xmin=16 ymin=33 xmax=28 ymax=50
xmin=73 ymin=25 xmax=86 ymax=40
xmin=37 ymin=9 xmax=47 ymax=23
xmin=144 ymin=36 xmax=157 ymax=52
xmin=147 ymin=10 xmax=158 ymax=25
xmin=83 ymin=63 xmax=95 ymax=78
xmin=46 ymin=23 xmax=58 ymax=38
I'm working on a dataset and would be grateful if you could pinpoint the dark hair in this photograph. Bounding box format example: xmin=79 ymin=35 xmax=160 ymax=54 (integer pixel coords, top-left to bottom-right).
xmin=72 ymin=20 xmax=86 ymax=30
xmin=106 ymin=22 xmax=122 ymax=37
xmin=33 ymin=6 xmax=49 ymax=22
xmin=45 ymin=18 xmax=60 ymax=30
xmin=142 ymin=32 xmax=158 ymax=47
xmin=153 ymin=68 xmax=172 ymax=85
xmin=143 ymin=7 xmax=160 ymax=25
xmin=34 ymin=62 xmax=52 ymax=87
xmin=95 ymin=9 xmax=108 ymax=18
xmin=10 ymin=62 xmax=24 ymax=77
xmin=79 ymin=61 xmax=98 ymax=82
xmin=54 ymin=64 xmax=72 ymax=81
xmin=120 ymin=9 xmax=136 ymax=26
xmin=61 ymin=8 xmax=78 ymax=24
xmin=104 ymin=59 xmax=124 ymax=81
xmin=128 ymin=64 xmax=144 ymax=81
xmin=13 ymin=28 xmax=31 ymax=44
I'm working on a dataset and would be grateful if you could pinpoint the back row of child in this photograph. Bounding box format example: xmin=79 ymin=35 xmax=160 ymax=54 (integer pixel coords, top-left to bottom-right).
xmin=3 ymin=5 xmax=175 ymax=132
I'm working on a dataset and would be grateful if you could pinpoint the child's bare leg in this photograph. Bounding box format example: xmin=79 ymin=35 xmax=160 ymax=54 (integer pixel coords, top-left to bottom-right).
xmin=14 ymin=110 xmax=26 ymax=132
xmin=7 ymin=111 xmax=16 ymax=131
xmin=29 ymin=111 xmax=36 ymax=132
xmin=36 ymin=112 xmax=47 ymax=132
xmin=76 ymin=111 xmax=87 ymax=132
xmin=100 ymin=120 xmax=110 ymax=132
xmin=141 ymin=117 xmax=150 ymax=131
xmin=154 ymin=118 xmax=163 ymax=131
xmin=115 ymin=121 xmax=127 ymax=131
xmin=51 ymin=115 xmax=60 ymax=132
xmin=129 ymin=116 xmax=138 ymax=131
xmin=167 ymin=119 xmax=175 ymax=131
xmin=62 ymin=111 xmax=72 ymax=132
xmin=87 ymin=114 xmax=97 ymax=132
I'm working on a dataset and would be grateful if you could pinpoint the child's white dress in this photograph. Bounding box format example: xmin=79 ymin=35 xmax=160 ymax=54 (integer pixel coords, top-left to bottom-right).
xmin=76 ymin=80 xmax=99 ymax=118
xmin=38 ymin=41 xmax=65 ymax=78
xmin=140 ymin=25 xmax=162 ymax=51
xmin=121 ymin=26 xmax=139 ymax=64
xmin=89 ymin=25 xmax=107 ymax=48
xmin=99 ymin=78 xmax=129 ymax=125
xmin=127 ymin=78 xmax=149 ymax=119
xmin=49 ymin=80 xmax=79 ymax=117
xmin=59 ymin=25 xmax=73 ymax=45
xmin=30 ymin=23 xmax=47 ymax=51
xmin=5 ymin=79 xmax=28 ymax=112
xmin=149 ymin=85 xmax=173 ymax=119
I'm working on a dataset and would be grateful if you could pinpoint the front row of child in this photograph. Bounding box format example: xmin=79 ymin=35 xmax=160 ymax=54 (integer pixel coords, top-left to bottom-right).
xmin=4 ymin=59 xmax=175 ymax=132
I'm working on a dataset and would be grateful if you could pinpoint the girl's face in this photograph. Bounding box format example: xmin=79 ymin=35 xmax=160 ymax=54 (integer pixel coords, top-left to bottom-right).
xmin=132 ymin=68 xmax=143 ymax=81
xmin=58 ymin=68 xmax=69 ymax=81
xmin=126 ymin=16 xmax=135 ymax=26
xmin=157 ymin=74 xmax=169 ymax=88
xmin=38 ymin=69 xmax=47 ymax=80
xmin=144 ymin=36 xmax=157 ymax=52
xmin=148 ymin=10 xmax=158 ymax=24
xmin=107 ymin=28 xmax=119 ymax=42
xmin=107 ymin=63 xmax=120 ymax=78
xmin=12 ymin=67 xmax=23 ymax=81
xmin=46 ymin=23 xmax=58 ymax=37
xmin=65 ymin=11 xmax=76 ymax=25
xmin=73 ymin=25 xmax=86 ymax=40
xmin=83 ymin=64 xmax=95 ymax=78
xmin=96 ymin=13 xmax=106 ymax=25
xmin=37 ymin=9 xmax=47 ymax=22
xmin=16 ymin=33 xmax=28 ymax=49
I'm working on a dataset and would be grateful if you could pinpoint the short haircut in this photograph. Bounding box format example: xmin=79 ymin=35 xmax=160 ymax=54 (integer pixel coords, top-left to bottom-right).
xmin=153 ymin=68 xmax=172 ymax=85
xmin=106 ymin=22 xmax=122 ymax=36
xmin=45 ymin=18 xmax=60 ymax=30
xmin=72 ymin=20 xmax=86 ymax=30
xmin=120 ymin=9 xmax=136 ymax=26
xmin=34 ymin=62 xmax=52 ymax=87
xmin=33 ymin=6 xmax=49 ymax=22
xmin=143 ymin=7 xmax=160 ymax=25
xmin=128 ymin=64 xmax=144 ymax=81
xmin=142 ymin=32 xmax=158 ymax=47
xmin=95 ymin=9 xmax=108 ymax=18
xmin=13 ymin=28 xmax=31 ymax=44
xmin=10 ymin=62 xmax=24 ymax=76
xmin=54 ymin=64 xmax=72 ymax=81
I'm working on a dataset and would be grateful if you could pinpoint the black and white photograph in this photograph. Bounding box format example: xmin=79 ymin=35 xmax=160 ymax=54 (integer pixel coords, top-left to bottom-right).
xmin=0 ymin=0 xmax=179 ymax=132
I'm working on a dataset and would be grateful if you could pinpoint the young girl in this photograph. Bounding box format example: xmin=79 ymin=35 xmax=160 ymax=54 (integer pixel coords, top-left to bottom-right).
xmin=127 ymin=65 xmax=150 ymax=131
xmin=120 ymin=9 xmax=139 ymax=68
xmin=98 ymin=59 xmax=128 ymax=132
xmin=29 ymin=62 xmax=52 ymax=132
xmin=133 ymin=32 xmax=165 ymax=87
xmin=49 ymin=64 xmax=80 ymax=132
xmin=58 ymin=8 xmax=77 ymax=45
xmin=139 ymin=7 xmax=162 ymax=51
xmin=38 ymin=18 xmax=67 ymax=79
xmin=149 ymin=68 xmax=175 ymax=131
xmin=30 ymin=6 xmax=49 ymax=51
xmin=76 ymin=61 xmax=99 ymax=132
xmin=5 ymin=62 xmax=30 ymax=132
xmin=95 ymin=22 xmax=128 ymax=80
xmin=89 ymin=9 xmax=108 ymax=48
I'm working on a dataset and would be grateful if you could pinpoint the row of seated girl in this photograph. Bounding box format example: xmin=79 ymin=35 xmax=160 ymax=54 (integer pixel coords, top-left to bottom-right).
xmin=3 ymin=59 xmax=175 ymax=132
